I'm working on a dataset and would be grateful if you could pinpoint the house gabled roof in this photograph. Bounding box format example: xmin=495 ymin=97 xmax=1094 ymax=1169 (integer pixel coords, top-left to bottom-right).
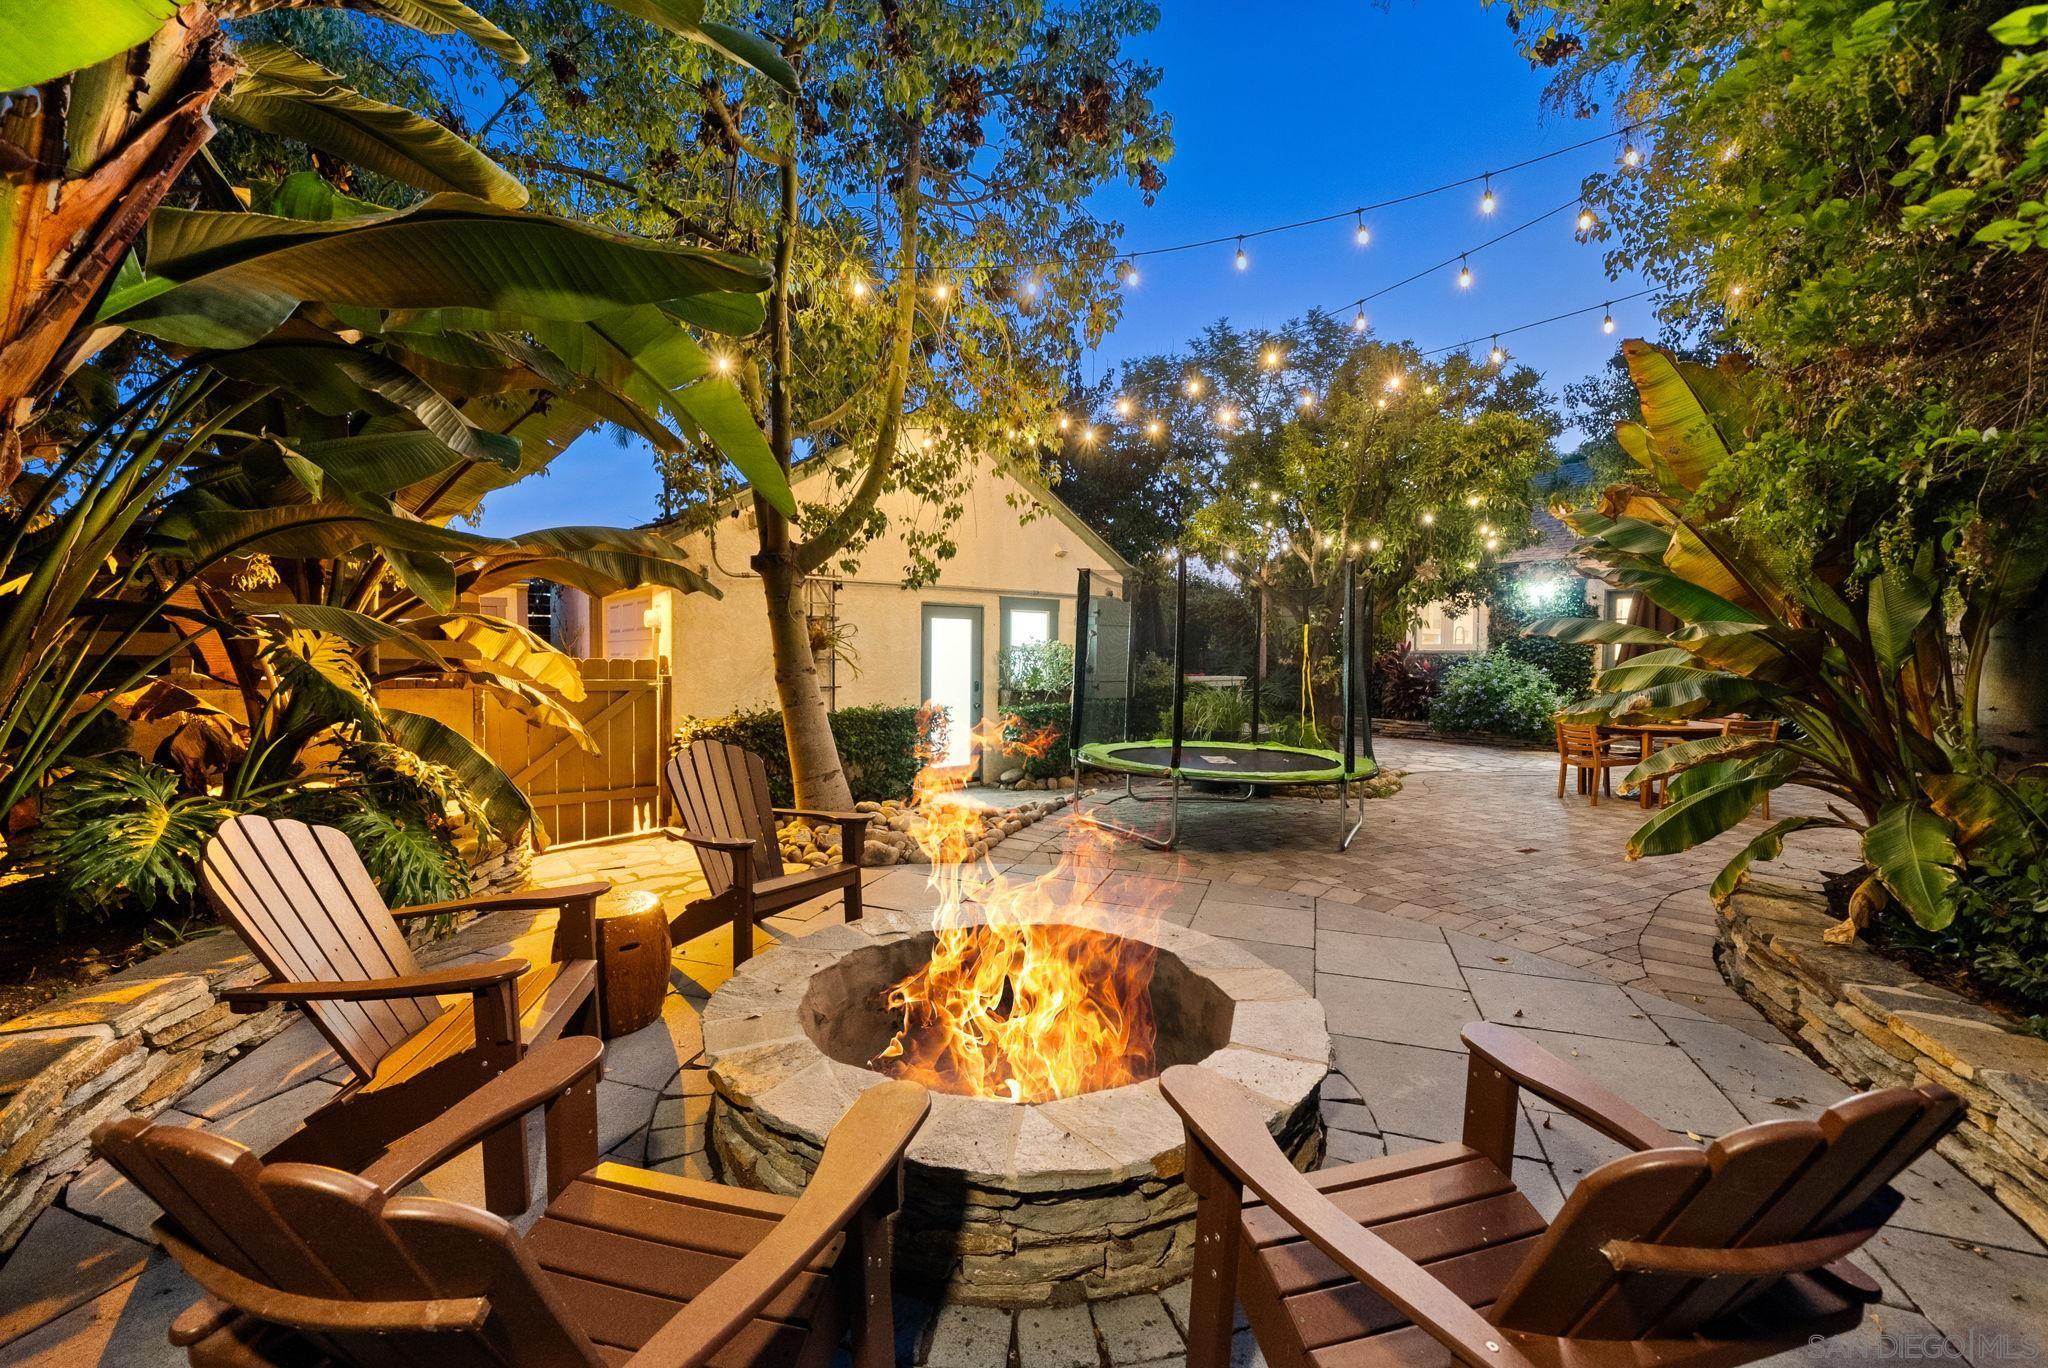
xmin=1499 ymin=505 xmax=1584 ymax=566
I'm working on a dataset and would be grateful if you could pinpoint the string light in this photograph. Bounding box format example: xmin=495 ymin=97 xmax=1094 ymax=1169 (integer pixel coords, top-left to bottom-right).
xmin=1366 ymin=536 xmax=1384 ymax=552
xmin=1479 ymin=175 xmax=1496 ymax=215
xmin=930 ymin=279 xmax=952 ymax=302
xmin=1352 ymin=307 xmax=1368 ymax=332
xmin=1720 ymin=140 xmax=1740 ymax=163
xmin=1145 ymin=419 xmax=1164 ymax=439
xmin=847 ymin=275 xmax=870 ymax=300
xmin=1298 ymin=389 xmax=1315 ymax=409
xmin=1385 ymin=371 xmax=1405 ymax=391
xmin=1057 ymin=414 xmax=1070 ymax=432
xmin=1218 ymin=405 xmax=1238 ymax=427
xmin=1602 ymin=304 xmax=1615 ymax=334
xmin=712 ymin=352 xmax=734 ymax=374
xmin=1457 ymin=256 xmax=1473 ymax=289
xmin=1022 ymin=275 xmax=1042 ymax=299
xmin=1576 ymin=202 xmax=1597 ymax=233
xmin=1354 ymin=212 xmax=1371 ymax=246
xmin=1184 ymin=375 xmax=1204 ymax=397
xmin=1260 ymin=344 xmax=1282 ymax=370
xmin=1080 ymin=424 xmax=1098 ymax=445
xmin=1488 ymin=336 xmax=1506 ymax=366
xmin=1621 ymin=140 xmax=1642 ymax=169
xmin=1118 ymin=258 xmax=1139 ymax=289
xmin=1465 ymin=493 xmax=1483 ymax=508
xmin=1234 ymin=237 xmax=1249 ymax=271
xmin=1420 ymin=510 xmax=1436 ymax=526
xmin=1115 ymin=395 xmax=1135 ymax=418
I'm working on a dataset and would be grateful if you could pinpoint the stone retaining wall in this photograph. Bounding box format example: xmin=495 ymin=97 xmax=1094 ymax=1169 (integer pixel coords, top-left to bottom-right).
xmin=1719 ymin=887 xmax=2048 ymax=1241
xmin=0 ymin=838 xmax=530 ymax=1255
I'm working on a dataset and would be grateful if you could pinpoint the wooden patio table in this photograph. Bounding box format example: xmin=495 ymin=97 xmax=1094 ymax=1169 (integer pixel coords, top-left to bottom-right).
xmin=1598 ymin=720 xmax=1727 ymax=808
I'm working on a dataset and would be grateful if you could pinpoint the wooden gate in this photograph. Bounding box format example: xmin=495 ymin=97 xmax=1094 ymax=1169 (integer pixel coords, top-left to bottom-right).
xmin=479 ymin=656 xmax=672 ymax=845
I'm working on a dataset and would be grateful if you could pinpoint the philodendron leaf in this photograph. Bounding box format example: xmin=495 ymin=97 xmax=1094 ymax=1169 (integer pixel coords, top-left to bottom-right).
xmin=382 ymin=708 xmax=542 ymax=843
xmin=1864 ymin=802 xmax=1961 ymax=931
xmin=1711 ymin=816 xmax=1845 ymax=902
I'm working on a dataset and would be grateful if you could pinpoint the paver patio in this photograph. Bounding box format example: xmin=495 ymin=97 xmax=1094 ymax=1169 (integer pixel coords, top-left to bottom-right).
xmin=2 ymin=738 xmax=2042 ymax=1367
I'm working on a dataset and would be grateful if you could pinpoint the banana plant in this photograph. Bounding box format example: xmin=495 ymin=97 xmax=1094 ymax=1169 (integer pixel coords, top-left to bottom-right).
xmin=1529 ymin=341 xmax=2048 ymax=936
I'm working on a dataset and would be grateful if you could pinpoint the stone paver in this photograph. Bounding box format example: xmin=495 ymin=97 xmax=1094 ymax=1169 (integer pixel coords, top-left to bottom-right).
xmin=5 ymin=744 xmax=2043 ymax=1368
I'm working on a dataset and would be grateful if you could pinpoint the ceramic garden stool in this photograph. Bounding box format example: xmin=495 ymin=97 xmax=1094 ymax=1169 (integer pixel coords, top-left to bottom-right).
xmin=589 ymin=888 xmax=670 ymax=1038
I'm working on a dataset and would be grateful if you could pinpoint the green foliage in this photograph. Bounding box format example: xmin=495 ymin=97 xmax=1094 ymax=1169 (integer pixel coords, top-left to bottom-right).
xmin=1182 ymin=686 xmax=1249 ymax=741
xmin=29 ymin=757 xmax=236 ymax=920
xmin=270 ymin=740 xmax=484 ymax=909
xmin=1000 ymin=703 xmax=1072 ymax=780
xmin=1369 ymin=644 xmax=1442 ymax=722
xmin=674 ymin=705 xmax=944 ymax=806
xmin=1000 ymin=641 xmax=1074 ymax=700
xmin=1486 ymin=566 xmax=1594 ymax=699
xmin=1428 ymin=651 xmax=1562 ymax=744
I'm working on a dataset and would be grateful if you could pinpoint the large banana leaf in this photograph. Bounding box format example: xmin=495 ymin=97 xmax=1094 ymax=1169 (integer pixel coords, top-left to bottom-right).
xmin=284 ymin=431 xmax=480 ymax=496
xmin=1710 ymin=816 xmax=1846 ymax=901
xmin=1524 ymin=616 xmax=1673 ymax=646
xmin=1620 ymin=340 xmax=1749 ymax=492
xmin=597 ymin=0 xmax=797 ymax=89
xmin=255 ymin=602 xmax=447 ymax=669
xmin=1622 ymin=733 xmax=1781 ymax=790
xmin=342 ymin=0 xmax=527 ymax=63
xmin=382 ymin=708 xmax=541 ymax=842
xmin=1863 ymin=802 xmax=1961 ymax=930
xmin=410 ymin=614 xmax=586 ymax=700
xmin=139 ymin=196 xmax=769 ymax=323
xmin=2 ymin=0 xmax=178 ymax=90
xmin=157 ymin=499 xmax=495 ymax=564
xmin=219 ymin=45 xmax=527 ymax=208
xmin=208 ymin=343 xmax=510 ymax=464
xmin=1626 ymin=775 xmax=1771 ymax=858
xmin=94 ymin=255 xmax=297 ymax=350
xmin=1868 ymin=559 xmax=1934 ymax=671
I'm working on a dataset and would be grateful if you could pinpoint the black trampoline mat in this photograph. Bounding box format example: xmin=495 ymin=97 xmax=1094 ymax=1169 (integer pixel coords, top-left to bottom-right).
xmin=1106 ymin=744 xmax=1339 ymax=775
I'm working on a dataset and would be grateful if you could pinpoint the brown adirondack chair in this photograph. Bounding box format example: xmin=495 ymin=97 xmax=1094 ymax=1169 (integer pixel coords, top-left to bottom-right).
xmin=201 ymin=814 xmax=607 ymax=1215
xmin=93 ymin=1037 xmax=929 ymax=1368
xmin=1164 ymin=1022 xmax=1962 ymax=1368
xmin=664 ymin=739 xmax=869 ymax=967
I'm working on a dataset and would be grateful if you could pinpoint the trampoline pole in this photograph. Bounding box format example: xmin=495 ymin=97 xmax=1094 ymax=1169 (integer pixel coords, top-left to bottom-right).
xmin=1249 ymin=582 xmax=1263 ymax=744
xmin=1070 ymin=569 xmax=1091 ymax=799
xmin=1341 ymin=559 xmax=1356 ymax=774
xmin=1170 ymin=548 xmax=1188 ymax=773
xmin=1360 ymin=570 xmax=1378 ymax=763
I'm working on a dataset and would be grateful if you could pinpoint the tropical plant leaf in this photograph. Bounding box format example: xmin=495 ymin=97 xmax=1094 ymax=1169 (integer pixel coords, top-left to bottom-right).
xmin=94 ymin=254 xmax=298 ymax=350
xmin=1868 ymin=559 xmax=1934 ymax=671
xmin=1917 ymin=772 xmax=2018 ymax=855
xmin=141 ymin=196 xmax=770 ymax=323
xmin=1 ymin=0 xmax=178 ymax=90
xmin=253 ymin=602 xmax=448 ymax=669
xmin=595 ymin=0 xmax=797 ymax=89
xmin=264 ymin=630 xmax=381 ymax=729
xmin=283 ymin=431 xmax=486 ymax=496
xmin=384 ymin=547 xmax=457 ymax=612
xmin=1524 ymin=615 xmax=1673 ymax=646
xmin=382 ymin=708 xmax=541 ymax=843
xmin=1622 ymin=733 xmax=1781 ymax=790
xmin=1626 ymin=776 xmax=1770 ymax=859
xmin=1620 ymin=340 xmax=1753 ymax=491
xmin=28 ymin=755 xmax=234 ymax=915
xmin=219 ymin=45 xmax=527 ymax=207
xmin=207 ymin=343 xmax=507 ymax=464
xmin=1863 ymin=802 xmax=1961 ymax=930
xmin=352 ymin=0 xmax=526 ymax=63
xmin=158 ymin=499 xmax=492 ymax=565
xmin=1710 ymin=816 xmax=1844 ymax=901
xmin=412 ymin=614 xmax=585 ymax=700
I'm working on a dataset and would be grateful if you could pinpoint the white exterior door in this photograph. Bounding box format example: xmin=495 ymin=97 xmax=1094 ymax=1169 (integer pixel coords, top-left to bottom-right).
xmin=605 ymin=591 xmax=657 ymax=659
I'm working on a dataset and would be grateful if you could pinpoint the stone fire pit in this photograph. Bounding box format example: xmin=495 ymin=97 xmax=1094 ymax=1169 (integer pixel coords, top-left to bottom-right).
xmin=701 ymin=906 xmax=1329 ymax=1308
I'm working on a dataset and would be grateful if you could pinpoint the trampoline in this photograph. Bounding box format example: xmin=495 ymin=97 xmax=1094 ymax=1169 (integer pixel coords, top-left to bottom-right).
xmin=1064 ymin=553 xmax=1378 ymax=851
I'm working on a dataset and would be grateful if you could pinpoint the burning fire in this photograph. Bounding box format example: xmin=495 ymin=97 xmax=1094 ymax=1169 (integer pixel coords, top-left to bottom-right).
xmin=873 ymin=712 xmax=1163 ymax=1103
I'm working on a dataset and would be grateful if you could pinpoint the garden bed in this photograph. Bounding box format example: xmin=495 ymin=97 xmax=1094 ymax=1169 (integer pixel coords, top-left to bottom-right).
xmin=1718 ymin=886 xmax=2048 ymax=1241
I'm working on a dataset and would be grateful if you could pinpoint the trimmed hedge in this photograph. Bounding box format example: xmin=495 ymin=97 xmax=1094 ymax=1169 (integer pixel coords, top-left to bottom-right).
xmin=673 ymin=705 xmax=943 ymax=805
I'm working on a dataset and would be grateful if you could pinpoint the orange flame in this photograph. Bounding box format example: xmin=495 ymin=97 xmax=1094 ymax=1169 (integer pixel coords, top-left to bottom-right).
xmin=874 ymin=724 xmax=1164 ymax=1103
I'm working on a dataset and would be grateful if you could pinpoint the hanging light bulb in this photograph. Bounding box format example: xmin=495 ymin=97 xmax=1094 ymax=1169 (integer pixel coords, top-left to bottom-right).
xmin=1728 ymin=281 xmax=1747 ymax=303
xmin=1352 ymin=306 xmax=1368 ymax=333
xmin=1602 ymin=304 xmax=1615 ymax=335
xmin=1298 ymin=388 xmax=1315 ymax=409
xmin=1260 ymin=344 xmax=1281 ymax=370
xmin=1479 ymin=175 xmax=1496 ymax=215
xmin=1057 ymin=413 xmax=1070 ymax=432
xmin=1621 ymin=140 xmax=1642 ymax=169
xmin=930 ymin=278 xmax=951 ymax=302
xmin=1222 ymin=547 xmax=1237 ymax=563
xmin=1119 ymin=258 xmax=1140 ymax=289
xmin=1576 ymin=203 xmax=1597 ymax=233
xmin=1184 ymin=374 xmax=1203 ymax=397
xmin=1488 ymin=337 xmax=1505 ymax=366
xmin=1234 ymin=237 xmax=1248 ymax=271
xmin=1465 ymin=493 xmax=1482 ymax=508
xmin=1249 ymin=479 xmax=1261 ymax=491
xmin=1385 ymin=371 xmax=1405 ymax=392
xmin=1375 ymin=396 xmax=1388 ymax=410
xmin=1145 ymin=419 xmax=1164 ymax=439
xmin=1268 ymin=490 xmax=1282 ymax=505
xmin=1354 ymin=212 xmax=1371 ymax=246
xmin=1021 ymin=274 xmax=1042 ymax=300
xmin=848 ymin=274 xmax=871 ymax=300
xmin=1114 ymin=395 xmax=1135 ymax=418
xmin=1081 ymin=424 xmax=1098 ymax=445
xmin=1423 ymin=383 xmax=1438 ymax=397
xmin=1420 ymin=510 xmax=1436 ymax=526
xmin=1720 ymin=140 xmax=1740 ymax=163
xmin=1366 ymin=536 xmax=1384 ymax=552
xmin=1217 ymin=405 xmax=1237 ymax=427
xmin=1457 ymin=257 xmax=1473 ymax=289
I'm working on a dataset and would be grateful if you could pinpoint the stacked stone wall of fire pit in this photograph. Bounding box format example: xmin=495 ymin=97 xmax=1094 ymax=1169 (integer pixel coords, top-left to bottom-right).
xmin=701 ymin=908 xmax=1330 ymax=1308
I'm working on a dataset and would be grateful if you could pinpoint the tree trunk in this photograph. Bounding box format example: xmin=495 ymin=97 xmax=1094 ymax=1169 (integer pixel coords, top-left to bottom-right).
xmin=758 ymin=548 xmax=855 ymax=809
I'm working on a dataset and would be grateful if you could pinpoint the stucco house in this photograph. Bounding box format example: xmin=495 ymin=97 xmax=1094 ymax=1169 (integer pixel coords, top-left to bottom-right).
xmin=491 ymin=449 xmax=1131 ymax=780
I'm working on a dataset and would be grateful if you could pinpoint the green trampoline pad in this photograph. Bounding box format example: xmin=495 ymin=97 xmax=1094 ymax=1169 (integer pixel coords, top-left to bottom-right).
xmin=1076 ymin=739 xmax=1378 ymax=785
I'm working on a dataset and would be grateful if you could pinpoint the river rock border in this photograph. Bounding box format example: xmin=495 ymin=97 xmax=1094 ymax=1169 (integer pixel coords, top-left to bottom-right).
xmin=701 ymin=906 xmax=1330 ymax=1308
xmin=1719 ymin=887 xmax=2048 ymax=1241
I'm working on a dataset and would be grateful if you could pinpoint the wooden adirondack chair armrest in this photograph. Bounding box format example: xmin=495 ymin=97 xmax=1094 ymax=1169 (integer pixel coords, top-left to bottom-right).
xmin=222 ymin=959 xmax=527 ymax=1010
xmin=773 ymin=807 xmax=872 ymax=829
xmin=361 ymin=1037 xmax=605 ymax=1195
xmin=168 ymin=1294 xmax=237 ymax=1348
xmin=1162 ymin=1066 xmax=1539 ymax=1368
xmin=621 ymin=1081 xmax=930 ymax=1368
xmin=390 ymin=881 xmax=611 ymax=920
xmin=665 ymin=827 xmax=759 ymax=855
xmin=1461 ymin=1023 xmax=1681 ymax=1155
xmin=157 ymin=1225 xmax=490 ymax=1334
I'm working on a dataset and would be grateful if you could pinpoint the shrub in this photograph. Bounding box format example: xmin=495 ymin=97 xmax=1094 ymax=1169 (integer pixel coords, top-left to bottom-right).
xmin=1369 ymin=643 xmax=1441 ymax=721
xmin=1182 ymin=685 xmax=1248 ymax=740
xmin=1000 ymin=641 xmax=1073 ymax=700
xmin=1429 ymin=651 xmax=1562 ymax=743
xmin=1000 ymin=702 xmax=1071 ymax=779
xmin=674 ymin=705 xmax=944 ymax=805
xmin=1487 ymin=567 xmax=1595 ymax=699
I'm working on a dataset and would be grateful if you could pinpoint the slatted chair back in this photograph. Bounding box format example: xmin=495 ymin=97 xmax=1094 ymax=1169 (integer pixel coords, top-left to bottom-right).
xmin=201 ymin=814 xmax=435 ymax=1080
xmin=1490 ymin=1083 xmax=1961 ymax=1340
xmin=1722 ymin=716 xmax=1780 ymax=740
xmin=1556 ymin=721 xmax=1606 ymax=762
xmin=95 ymin=1117 xmax=602 ymax=1368
xmin=665 ymin=740 xmax=781 ymax=900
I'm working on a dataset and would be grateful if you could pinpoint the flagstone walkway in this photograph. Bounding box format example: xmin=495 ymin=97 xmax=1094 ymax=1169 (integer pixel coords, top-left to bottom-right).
xmin=2 ymin=739 xmax=2042 ymax=1368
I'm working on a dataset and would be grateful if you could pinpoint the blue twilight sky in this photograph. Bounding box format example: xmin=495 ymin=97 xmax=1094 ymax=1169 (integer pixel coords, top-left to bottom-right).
xmin=477 ymin=0 xmax=1647 ymax=535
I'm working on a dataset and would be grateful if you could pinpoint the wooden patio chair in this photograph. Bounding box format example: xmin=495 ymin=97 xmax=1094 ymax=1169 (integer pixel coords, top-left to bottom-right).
xmin=1163 ymin=1022 xmax=1962 ymax=1368
xmin=663 ymin=739 xmax=869 ymax=968
xmin=93 ymin=1037 xmax=929 ymax=1368
xmin=1721 ymin=716 xmax=1782 ymax=819
xmin=201 ymin=814 xmax=607 ymax=1215
xmin=1555 ymin=720 xmax=1633 ymax=806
